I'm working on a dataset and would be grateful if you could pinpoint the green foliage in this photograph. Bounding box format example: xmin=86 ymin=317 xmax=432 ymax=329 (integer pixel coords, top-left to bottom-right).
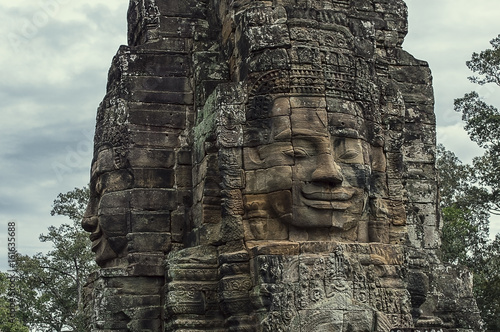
xmin=466 ymin=35 xmax=500 ymax=86
xmin=14 ymin=186 xmax=97 ymax=332
xmin=0 ymin=272 xmax=29 ymax=332
xmin=455 ymin=34 xmax=500 ymax=217
xmin=440 ymin=205 xmax=479 ymax=265
xmin=437 ymin=145 xmax=500 ymax=331
xmin=50 ymin=186 xmax=90 ymax=221
xmin=473 ymin=235 xmax=500 ymax=330
xmin=441 ymin=34 xmax=500 ymax=331
xmin=437 ymin=145 xmax=490 ymax=263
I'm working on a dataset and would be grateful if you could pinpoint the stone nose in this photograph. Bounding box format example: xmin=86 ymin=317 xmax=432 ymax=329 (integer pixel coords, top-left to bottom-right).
xmin=311 ymin=153 xmax=343 ymax=185
xmin=82 ymin=215 xmax=98 ymax=233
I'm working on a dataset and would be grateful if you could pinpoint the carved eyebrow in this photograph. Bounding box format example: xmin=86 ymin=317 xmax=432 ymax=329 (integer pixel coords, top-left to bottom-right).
xmin=291 ymin=128 xmax=329 ymax=140
xmin=274 ymin=129 xmax=292 ymax=140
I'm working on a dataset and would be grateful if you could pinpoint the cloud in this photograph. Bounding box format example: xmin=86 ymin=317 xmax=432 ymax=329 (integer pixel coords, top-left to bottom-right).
xmin=0 ymin=0 xmax=127 ymax=270
xmin=437 ymin=124 xmax=484 ymax=163
xmin=2 ymin=0 xmax=500 ymax=271
xmin=405 ymin=0 xmax=500 ymax=128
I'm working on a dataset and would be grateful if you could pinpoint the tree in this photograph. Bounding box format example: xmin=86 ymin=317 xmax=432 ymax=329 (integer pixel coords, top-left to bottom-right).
xmin=439 ymin=34 xmax=500 ymax=331
xmin=436 ymin=145 xmax=490 ymax=266
xmin=437 ymin=145 xmax=500 ymax=331
xmin=473 ymin=234 xmax=500 ymax=330
xmin=455 ymin=34 xmax=500 ymax=217
xmin=0 ymin=272 xmax=28 ymax=332
xmin=14 ymin=187 xmax=97 ymax=332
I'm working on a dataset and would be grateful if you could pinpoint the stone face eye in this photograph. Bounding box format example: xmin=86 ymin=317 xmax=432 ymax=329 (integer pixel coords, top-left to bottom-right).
xmin=338 ymin=149 xmax=359 ymax=161
xmin=293 ymin=147 xmax=309 ymax=158
xmin=282 ymin=148 xmax=295 ymax=158
xmin=282 ymin=147 xmax=309 ymax=158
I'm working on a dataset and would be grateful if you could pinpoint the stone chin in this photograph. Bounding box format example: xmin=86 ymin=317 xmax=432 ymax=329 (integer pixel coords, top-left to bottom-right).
xmin=91 ymin=235 xmax=118 ymax=267
xmin=291 ymin=207 xmax=359 ymax=230
xmin=88 ymin=223 xmax=127 ymax=267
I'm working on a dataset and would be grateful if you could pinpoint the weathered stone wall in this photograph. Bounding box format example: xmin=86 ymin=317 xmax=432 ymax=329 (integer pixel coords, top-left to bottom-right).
xmin=83 ymin=0 xmax=483 ymax=331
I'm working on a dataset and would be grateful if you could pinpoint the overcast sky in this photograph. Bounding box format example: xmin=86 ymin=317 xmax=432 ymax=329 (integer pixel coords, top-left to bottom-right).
xmin=1 ymin=0 xmax=500 ymax=271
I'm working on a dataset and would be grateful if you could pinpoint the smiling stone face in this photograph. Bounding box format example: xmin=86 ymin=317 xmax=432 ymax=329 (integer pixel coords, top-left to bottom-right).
xmin=243 ymin=95 xmax=374 ymax=240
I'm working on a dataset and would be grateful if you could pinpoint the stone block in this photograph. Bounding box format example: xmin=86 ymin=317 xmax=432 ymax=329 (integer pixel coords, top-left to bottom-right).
xmin=247 ymin=241 xmax=299 ymax=256
xmin=402 ymin=142 xmax=435 ymax=164
xmin=97 ymin=214 xmax=128 ymax=237
xmin=156 ymin=0 xmax=207 ymax=18
xmin=98 ymin=191 xmax=131 ymax=215
xmin=216 ymin=124 xmax=243 ymax=147
xmin=177 ymin=150 xmax=192 ymax=165
xmin=175 ymin=165 xmax=193 ymax=188
xmin=126 ymin=318 xmax=162 ymax=331
xmin=166 ymin=290 xmax=205 ymax=315
xmin=132 ymin=168 xmax=175 ymax=188
xmin=221 ymin=169 xmax=245 ymax=190
xmin=132 ymin=76 xmax=191 ymax=94
xmin=244 ymin=24 xmax=291 ymax=52
xmin=130 ymin=129 xmax=181 ymax=148
xmin=104 ymin=276 xmax=164 ymax=295
xmin=93 ymin=148 xmax=117 ymax=175
xmin=101 ymin=294 xmax=161 ymax=315
xmin=129 ymin=90 xmax=193 ymax=105
xmin=343 ymin=310 xmax=375 ymax=331
xmin=126 ymin=53 xmax=190 ymax=77
xmin=221 ymin=190 xmax=245 ymax=216
xmin=126 ymin=232 xmax=172 ymax=253
xmin=219 ymin=261 xmax=251 ymax=276
xmin=158 ymin=17 xmax=197 ymax=38
xmin=170 ymin=210 xmax=187 ymax=243
xmin=370 ymin=171 xmax=389 ymax=197
xmin=130 ymin=211 xmax=171 ymax=232
xmin=296 ymin=309 xmax=343 ymax=331
xmin=406 ymin=179 xmax=438 ymax=204
xmin=197 ymin=223 xmax=222 ymax=245
xmin=247 ymin=48 xmax=290 ymax=73
xmin=290 ymin=96 xmax=326 ymax=109
xmin=243 ymin=118 xmax=273 ymax=146
xmin=244 ymin=166 xmax=292 ymax=194
xmin=128 ymin=148 xmax=175 ymax=168
xmin=129 ymin=109 xmax=186 ymax=129
xmin=130 ymin=189 xmax=178 ymax=210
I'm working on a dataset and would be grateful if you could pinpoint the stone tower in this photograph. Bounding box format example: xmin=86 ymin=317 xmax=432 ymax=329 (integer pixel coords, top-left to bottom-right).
xmin=82 ymin=0 xmax=483 ymax=331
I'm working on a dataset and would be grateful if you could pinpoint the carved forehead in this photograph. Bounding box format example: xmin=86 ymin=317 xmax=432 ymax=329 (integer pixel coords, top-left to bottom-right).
xmin=247 ymin=95 xmax=374 ymax=143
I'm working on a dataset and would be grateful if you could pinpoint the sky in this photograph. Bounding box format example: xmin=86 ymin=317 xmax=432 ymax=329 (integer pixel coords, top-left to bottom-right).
xmin=1 ymin=0 xmax=500 ymax=271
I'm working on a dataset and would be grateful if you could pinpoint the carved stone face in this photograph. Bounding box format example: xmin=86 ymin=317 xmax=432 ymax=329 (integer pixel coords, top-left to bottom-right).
xmin=288 ymin=97 xmax=368 ymax=230
xmin=244 ymin=96 xmax=369 ymax=235
xmin=290 ymin=134 xmax=367 ymax=230
xmin=82 ymin=147 xmax=132 ymax=267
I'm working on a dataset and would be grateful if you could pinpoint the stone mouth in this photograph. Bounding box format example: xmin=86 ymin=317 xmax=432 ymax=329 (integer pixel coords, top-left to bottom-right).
xmin=89 ymin=230 xmax=102 ymax=242
xmin=90 ymin=238 xmax=101 ymax=253
xmin=300 ymin=185 xmax=355 ymax=210
xmin=246 ymin=210 xmax=269 ymax=219
xmin=89 ymin=226 xmax=103 ymax=251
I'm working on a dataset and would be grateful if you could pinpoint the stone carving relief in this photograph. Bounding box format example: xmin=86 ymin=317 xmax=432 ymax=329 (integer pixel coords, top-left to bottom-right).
xmin=250 ymin=244 xmax=413 ymax=332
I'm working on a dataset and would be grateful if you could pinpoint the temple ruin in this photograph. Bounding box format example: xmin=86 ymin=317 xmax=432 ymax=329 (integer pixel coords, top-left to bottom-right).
xmin=82 ymin=0 xmax=483 ymax=330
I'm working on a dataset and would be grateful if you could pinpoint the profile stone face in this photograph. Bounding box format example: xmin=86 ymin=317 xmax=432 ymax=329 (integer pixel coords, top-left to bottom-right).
xmin=82 ymin=0 xmax=483 ymax=331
